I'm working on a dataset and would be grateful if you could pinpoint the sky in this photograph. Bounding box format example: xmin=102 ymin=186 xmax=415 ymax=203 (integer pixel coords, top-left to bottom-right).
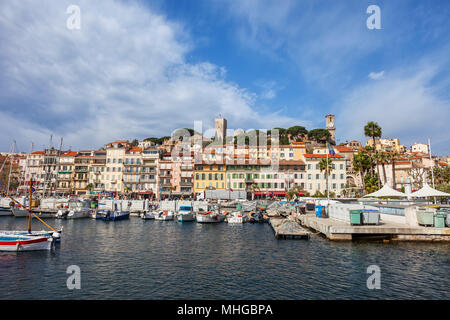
xmin=0 ymin=0 xmax=449 ymax=155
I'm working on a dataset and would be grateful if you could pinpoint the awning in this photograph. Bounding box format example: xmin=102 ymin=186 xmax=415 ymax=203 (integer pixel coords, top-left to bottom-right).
xmin=254 ymin=191 xmax=287 ymax=196
xmin=363 ymin=184 xmax=407 ymax=198
xmin=411 ymin=184 xmax=450 ymax=198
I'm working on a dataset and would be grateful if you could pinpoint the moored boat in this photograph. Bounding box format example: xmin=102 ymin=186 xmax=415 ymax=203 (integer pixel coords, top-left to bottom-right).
xmin=101 ymin=210 xmax=130 ymax=221
xmin=154 ymin=210 xmax=174 ymax=221
xmin=226 ymin=211 xmax=246 ymax=224
xmin=176 ymin=206 xmax=195 ymax=222
xmin=140 ymin=212 xmax=155 ymax=220
xmin=0 ymin=233 xmax=55 ymax=251
xmin=196 ymin=210 xmax=226 ymax=223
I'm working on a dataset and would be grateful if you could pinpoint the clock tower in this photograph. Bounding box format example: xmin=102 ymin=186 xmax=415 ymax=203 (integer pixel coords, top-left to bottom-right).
xmin=325 ymin=114 xmax=336 ymax=144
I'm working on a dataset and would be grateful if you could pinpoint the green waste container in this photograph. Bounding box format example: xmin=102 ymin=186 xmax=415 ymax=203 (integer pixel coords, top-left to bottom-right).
xmin=434 ymin=214 xmax=446 ymax=228
xmin=236 ymin=204 xmax=242 ymax=210
xmin=350 ymin=210 xmax=362 ymax=225
xmin=416 ymin=210 xmax=434 ymax=226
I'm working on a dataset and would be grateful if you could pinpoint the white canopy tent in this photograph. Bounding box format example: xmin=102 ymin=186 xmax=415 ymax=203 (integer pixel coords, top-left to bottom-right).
xmin=363 ymin=184 xmax=407 ymax=198
xmin=410 ymin=184 xmax=450 ymax=198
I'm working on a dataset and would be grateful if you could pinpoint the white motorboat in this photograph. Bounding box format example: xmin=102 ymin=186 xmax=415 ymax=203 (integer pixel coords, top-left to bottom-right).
xmin=176 ymin=206 xmax=195 ymax=222
xmin=57 ymin=199 xmax=91 ymax=219
xmin=154 ymin=210 xmax=174 ymax=221
xmin=226 ymin=211 xmax=246 ymax=224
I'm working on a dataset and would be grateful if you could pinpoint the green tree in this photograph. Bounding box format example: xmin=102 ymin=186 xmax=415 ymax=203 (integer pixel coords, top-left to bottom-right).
xmin=318 ymin=158 xmax=334 ymax=197
xmin=308 ymin=129 xmax=331 ymax=143
xmin=287 ymin=126 xmax=308 ymax=137
xmin=353 ymin=150 xmax=372 ymax=192
xmin=130 ymin=139 xmax=139 ymax=146
xmin=364 ymin=121 xmax=382 ymax=188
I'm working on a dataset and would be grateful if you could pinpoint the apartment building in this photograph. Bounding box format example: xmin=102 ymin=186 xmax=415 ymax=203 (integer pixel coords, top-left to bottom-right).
xmin=303 ymin=154 xmax=347 ymax=196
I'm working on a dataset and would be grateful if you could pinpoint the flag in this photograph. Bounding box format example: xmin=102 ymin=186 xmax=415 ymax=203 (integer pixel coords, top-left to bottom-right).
xmin=328 ymin=143 xmax=335 ymax=156
xmin=230 ymin=187 xmax=233 ymax=192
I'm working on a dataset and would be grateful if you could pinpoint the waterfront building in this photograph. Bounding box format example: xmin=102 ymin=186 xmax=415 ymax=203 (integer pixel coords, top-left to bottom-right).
xmin=123 ymin=147 xmax=143 ymax=193
xmin=366 ymin=138 xmax=405 ymax=153
xmin=140 ymin=147 xmax=159 ymax=197
xmin=105 ymin=141 xmax=127 ymax=193
xmin=57 ymin=151 xmax=77 ymax=195
xmin=303 ymin=154 xmax=347 ymax=196
xmin=226 ymin=160 xmax=306 ymax=198
xmin=89 ymin=150 xmax=106 ymax=194
xmin=193 ymin=162 xmax=226 ymax=194
xmin=410 ymin=142 xmax=429 ymax=154
xmin=40 ymin=148 xmax=62 ymax=196
xmin=73 ymin=150 xmax=92 ymax=195
xmin=24 ymin=151 xmax=44 ymax=191
xmin=325 ymin=114 xmax=336 ymax=144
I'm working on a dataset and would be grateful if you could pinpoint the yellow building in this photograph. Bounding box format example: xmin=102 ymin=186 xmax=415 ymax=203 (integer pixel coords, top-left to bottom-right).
xmin=193 ymin=163 xmax=226 ymax=193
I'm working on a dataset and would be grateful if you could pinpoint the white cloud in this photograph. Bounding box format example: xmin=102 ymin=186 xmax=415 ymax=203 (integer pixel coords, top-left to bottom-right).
xmin=0 ymin=0 xmax=299 ymax=152
xmin=336 ymin=67 xmax=450 ymax=153
xmin=368 ymin=71 xmax=385 ymax=80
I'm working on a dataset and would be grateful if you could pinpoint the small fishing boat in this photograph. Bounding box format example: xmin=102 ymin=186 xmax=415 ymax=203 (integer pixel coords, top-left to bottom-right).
xmin=176 ymin=206 xmax=195 ymax=222
xmin=154 ymin=210 xmax=174 ymax=221
xmin=90 ymin=210 xmax=106 ymax=219
xmin=0 ymin=229 xmax=62 ymax=243
xmin=0 ymin=207 xmax=12 ymax=216
xmin=196 ymin=206 xmax=226 ymax=223
xmin=101 ymin=201 xmax=131 ymax=221
xmin=140 ymin=212 xmax=155 ymax=220
xmin=101 ymin=210 xmax=130 ymax=221
xmin=0 ymin=233 xmax=55 ymax=251
xmin=226 ymin=211 xmax=246 ymax=224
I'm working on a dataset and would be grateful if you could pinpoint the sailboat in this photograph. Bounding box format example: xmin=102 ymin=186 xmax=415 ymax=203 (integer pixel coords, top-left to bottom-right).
xmin=0 ymin=179 xmax=60 ymax=251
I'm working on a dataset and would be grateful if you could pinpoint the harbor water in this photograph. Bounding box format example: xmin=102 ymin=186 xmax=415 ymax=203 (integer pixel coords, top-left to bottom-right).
xmin=0 ymin=216 xmax=449 ymax=300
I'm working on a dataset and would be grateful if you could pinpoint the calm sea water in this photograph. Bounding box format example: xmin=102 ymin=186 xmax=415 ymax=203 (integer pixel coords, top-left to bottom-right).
xmin=0 ymin=216 xmax=449 ymax=300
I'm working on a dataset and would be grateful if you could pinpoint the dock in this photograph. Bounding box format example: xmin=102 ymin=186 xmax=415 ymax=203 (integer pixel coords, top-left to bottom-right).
xmin=269 ymin=218 xmax=310 ymax=240
xmin=296 ymin=214 xmax=450 ymax=241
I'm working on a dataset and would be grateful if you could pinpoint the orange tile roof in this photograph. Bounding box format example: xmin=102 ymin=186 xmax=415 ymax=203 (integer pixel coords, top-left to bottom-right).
xmin=304 ymin=154 xmax=343 ymax=159
xmin=335 ymin=146 xmax=353 ymax=153
xmin=31 ymin=151 xmax=44 ymax=155
xmin=61 ymin=151 xmax=78 ymax=157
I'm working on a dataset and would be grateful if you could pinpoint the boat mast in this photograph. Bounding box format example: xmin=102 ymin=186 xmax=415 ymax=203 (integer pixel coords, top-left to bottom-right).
xmin=53 ymin=137 xmax=63 ymax=198
xmin=27 ymin=177 xmax=32 ymax=233
xmin=6 ymin=140 xmax=16 ymax=196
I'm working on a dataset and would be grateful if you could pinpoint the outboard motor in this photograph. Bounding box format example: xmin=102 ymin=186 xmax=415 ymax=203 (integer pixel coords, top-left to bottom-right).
xmin=56 ymin=209 xmax=69 ymax=219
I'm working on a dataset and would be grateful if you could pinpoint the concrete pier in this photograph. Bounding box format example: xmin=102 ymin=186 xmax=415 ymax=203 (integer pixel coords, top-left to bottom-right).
xmin=270 ymin=218 xmax=310 ymax=240
xmin=296 ymin=214 xmax=450 ymax=241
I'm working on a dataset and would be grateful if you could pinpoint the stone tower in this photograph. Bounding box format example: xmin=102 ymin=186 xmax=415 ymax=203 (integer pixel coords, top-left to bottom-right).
xmin=214 ymin=117 xmax=227 ymax=144
xmin=325 ymin=114 xmax=336 ymax=144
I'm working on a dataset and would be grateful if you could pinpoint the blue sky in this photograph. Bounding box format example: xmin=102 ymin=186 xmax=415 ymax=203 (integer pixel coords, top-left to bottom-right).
xmin=0 ymin=0 xmax=449 ymax=154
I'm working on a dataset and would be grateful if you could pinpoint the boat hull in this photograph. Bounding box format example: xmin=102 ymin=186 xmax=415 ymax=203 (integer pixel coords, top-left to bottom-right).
xmin=141 ymin=212 xmax=155 ymax=220
xmin=177 ymin=213 xmax=195 ymax=222
xmin=0 ymin=209 xmax=12 ymax=216
xmin=0 ymin=235 xmax=54 ymax=251
xmin=196 ymin=213 xmax=225 ymax=223
xmin=101 ymin=211 xmax=130 ymax=221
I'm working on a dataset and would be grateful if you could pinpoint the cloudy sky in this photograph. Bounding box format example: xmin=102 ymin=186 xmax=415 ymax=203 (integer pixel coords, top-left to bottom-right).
xmin=1 ymin=0 xmax=449 ymax=154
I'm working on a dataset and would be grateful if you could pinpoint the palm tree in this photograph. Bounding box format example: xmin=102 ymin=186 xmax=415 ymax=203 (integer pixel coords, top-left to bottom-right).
xmin=377 ymin=152 xmax=389 ymax=184
xmin=318 ymin=158 xmax=334 ymax=196
xmin=364 ymin=121 xmax=382 ymax=188
xmin=388 ymin=151 xmax=400 ymax=189
xmin=247 ymin=182 xmax=260 ymax=200
xmin=353 ymin=150 xmax=372 ymax=193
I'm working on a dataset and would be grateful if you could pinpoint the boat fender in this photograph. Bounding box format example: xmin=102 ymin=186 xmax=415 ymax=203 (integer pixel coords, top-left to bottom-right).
xmin=52 ymin=231 xmax=61 ymax=239
xmin=16 ymin=243 xmax=21 ymax=251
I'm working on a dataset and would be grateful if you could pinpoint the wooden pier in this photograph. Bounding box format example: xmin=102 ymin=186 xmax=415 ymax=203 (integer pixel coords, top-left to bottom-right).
xmin=296 ymin=214 xmax=450 ymax=241
xmin=269 ymin=218 xmax=310 ymax=240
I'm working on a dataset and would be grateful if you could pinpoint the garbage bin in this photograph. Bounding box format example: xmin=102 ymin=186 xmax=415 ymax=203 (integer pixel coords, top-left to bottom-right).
xmin=350 ymin=210 xmax=362 ymax=225
xmin=416 ymin=210 xmax=434 ymax=226
xmin=361 ymin=209 xmax=380 ymax=225
xmin=321 ymin=206 xmax=328 ymax=218
xmin=434 ymin=213 xmax=446 ymax=228
xmin=236 ymin=204 xmax=242 ymax=210
xmin=315 ymin=205 xmax=323 ymax=218
xmin=446 ymin=214 xmax=450 ymax=228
